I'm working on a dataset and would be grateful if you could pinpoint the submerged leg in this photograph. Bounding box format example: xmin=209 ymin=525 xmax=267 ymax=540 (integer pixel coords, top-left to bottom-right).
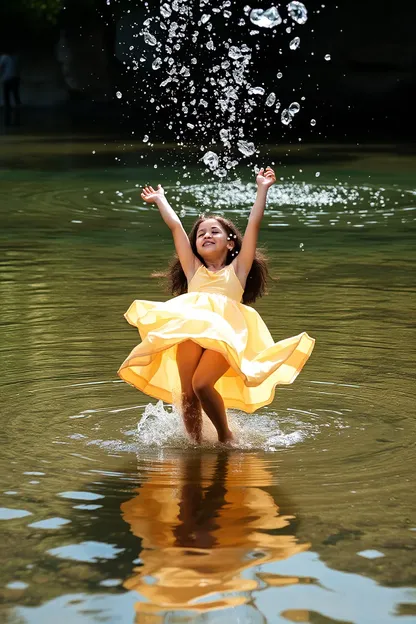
xmin=192 ymin=350 xmax=233 ymax=444
xmin=177 ymin=340 xmax=204 ymax=443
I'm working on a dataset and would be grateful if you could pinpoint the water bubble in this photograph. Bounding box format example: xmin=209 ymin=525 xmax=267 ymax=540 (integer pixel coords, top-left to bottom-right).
xmin=310 ymin=118 xmax=316 ymax=126
xmin=287 ymin=1 xmax=308 ymax=24
xmin=289 ymin=36 xmax=300 ymax=50
xmin=249 ymin=6 xmax=282 ymax=28
xmin=265 ymin=92 xmax=276 ymax=107
xmin=237 ymin=140 xmax=256 ymax=156
xmin=160 ymin=2 xmax=172 ymax=18
xmin=324 ymin=53 xmax=331 ymax=61
xmin=248 ymin=86 xmax=265 ymax=96
xmin=202 ymin=151 xmax=219 ymax=170
xmin=289 ymin=101 xmax=300 ymax=115
xmin=277 ymin=71 xmax=283 ymax=79
xmin=281 ymin=109 xmax=292 ymax=125
xmin=144 ymin=32 xmax=157 ymax=46
xmin=152 ymin=57 xmax=162 ymax=70
xmin=116 ymin=91 xmax=122 ymax=99
xmin=143 ymin=135 xmax=149 ymax=143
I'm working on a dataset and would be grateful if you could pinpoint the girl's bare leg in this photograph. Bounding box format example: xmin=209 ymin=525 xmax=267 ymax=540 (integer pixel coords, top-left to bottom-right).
xmin=177 ymin=340 xmax=204 ymax=443
xmin=192 ymin=350 xmax=233 ymax=443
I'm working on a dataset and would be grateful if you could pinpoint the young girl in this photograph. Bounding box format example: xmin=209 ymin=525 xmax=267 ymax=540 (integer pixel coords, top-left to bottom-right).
xmin=118 ymin=167 xmax=315 ymax=444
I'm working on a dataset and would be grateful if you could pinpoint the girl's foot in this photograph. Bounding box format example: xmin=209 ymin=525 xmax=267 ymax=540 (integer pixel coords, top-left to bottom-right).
xmin=218 ymin=429 xmax=235 ymax=444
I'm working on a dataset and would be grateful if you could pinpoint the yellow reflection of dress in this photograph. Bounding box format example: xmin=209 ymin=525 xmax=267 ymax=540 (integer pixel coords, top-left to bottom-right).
xmin=118 ymin=264 xmax=315 ymax=412
xmin=121 ymin=452 xmax=310 ymax=616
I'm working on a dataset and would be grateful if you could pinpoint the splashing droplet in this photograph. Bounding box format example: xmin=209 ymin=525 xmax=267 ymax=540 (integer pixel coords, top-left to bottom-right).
xmin=248 ymin=86 xmax=265 ymax=96
xmin=310 ymin=118 xmax=316 ymax=126
xmin=289 ymin=36 xmax=300 ymax=50
xmin=277 ymin=71 xmax=283 ymax=79
xmin=202 ymin=151 xmax=219 ymax=170
xmin=265 ymin=92 xmax=276 ymax=107
xmin=287 ymin=1 xmax=308 ymax=24
xmin=237 ymin=140 xmax=256 ymax=156
xmin=249 ymin=6 xmax=282 ymax=28
xmin=324 ymin=53 xmax=331 ymax=61
xmin=143 ymin=135 xmax=149 ymax=143
xmin=116 ymin=91 xmax=122 ymax=99
xmin=152 ymin=57 xmax=162 ymax=70
xmin=144 ymin=32 xmax=157 ymax=46
xmin=281 ymin=109 xmax=292 ymax=125
xmin=289 ymin=102 xmax=300 ymax=115
xmin=160 ymin=2 xmax=172 ymax=18
xmin=315 ymin=171 xmax=321 ymax=177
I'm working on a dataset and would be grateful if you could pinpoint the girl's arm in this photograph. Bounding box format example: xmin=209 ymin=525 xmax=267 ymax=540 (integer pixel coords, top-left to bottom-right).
xmin=141 ymin=185 xmax=198 ymax=280
xmin=234 ymin=168 xmax=276 ymax=279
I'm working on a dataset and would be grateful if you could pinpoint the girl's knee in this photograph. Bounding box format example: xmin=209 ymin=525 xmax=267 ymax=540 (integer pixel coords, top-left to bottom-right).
xmin=192 ymin=375 xmax=212 ymax=398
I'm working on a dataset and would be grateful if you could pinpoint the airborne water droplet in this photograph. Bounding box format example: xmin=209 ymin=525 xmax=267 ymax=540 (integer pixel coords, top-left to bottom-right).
xmin=202 ymin=151 xmax=219 ymax=170
xmin=249 ymin=6 xmax=282 ymax=28
xmin=265 ymin=92 xmax=276 ymax=107
xmin=237 ymin=140 xmax=256 ymax=156
xmin=310 ymin=118 xmax=316 ymax=126
xmin=116 ymin=91 xmax=122 ymax=99
xmin=248 ymin=86 xmax=265 ymax=96
xmin=160 ymin=2 xmax=172 ymax=18
xmin=289 ymin=36 xmax=300 ymax=50
xmin=289 ymin=101 xmax=300 ymax=115
xmin=281 ymin=109 xmax=292 ymax=125
xmin=287 ymin=1 xmax=308 ymax=25
xmin=144 ymin=32 xmax=157 ymax=46
xmin=325 ymin=53 xmax=331 ymax=61
xmin=152 ymin=57 xmax=162 ymax=70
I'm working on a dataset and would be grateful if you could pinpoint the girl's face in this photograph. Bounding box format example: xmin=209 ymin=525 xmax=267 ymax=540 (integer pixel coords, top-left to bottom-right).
xmin=195 ymin=218 xmax=233 ymax=258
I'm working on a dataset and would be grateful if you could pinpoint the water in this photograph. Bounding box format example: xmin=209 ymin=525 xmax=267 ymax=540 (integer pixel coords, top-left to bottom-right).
xmin=1 ymin=136 xmax=416 ymax=623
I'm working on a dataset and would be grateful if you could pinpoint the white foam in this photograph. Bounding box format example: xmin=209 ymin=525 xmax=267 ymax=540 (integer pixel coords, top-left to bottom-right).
xmin=133 ymin=400 xmax=317 ymax=451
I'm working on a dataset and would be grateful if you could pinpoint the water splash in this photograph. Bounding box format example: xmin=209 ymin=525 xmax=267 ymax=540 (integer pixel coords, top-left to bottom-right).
xmin=134 ymin=401 xmax=317 ymax=451
xmin=123 ymin=0 xmax=314 ymax=174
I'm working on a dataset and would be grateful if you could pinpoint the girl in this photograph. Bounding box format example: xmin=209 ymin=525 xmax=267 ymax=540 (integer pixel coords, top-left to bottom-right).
xmin=118 ymin=167 xmax=315 ymax=444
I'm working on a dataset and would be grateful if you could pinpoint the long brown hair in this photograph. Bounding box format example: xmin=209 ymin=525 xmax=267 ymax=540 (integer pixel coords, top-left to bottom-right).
xmin=159 ymin=215 xmax=269 ymax=304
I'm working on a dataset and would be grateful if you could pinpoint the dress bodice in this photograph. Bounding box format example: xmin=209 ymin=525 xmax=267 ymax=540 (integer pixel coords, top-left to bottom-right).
xmin=187 ymin=264 xmax=244 ymax=302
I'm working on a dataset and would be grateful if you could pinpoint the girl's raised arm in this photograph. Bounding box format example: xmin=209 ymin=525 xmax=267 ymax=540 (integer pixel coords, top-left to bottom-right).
xmin=234 ymin=167 xmax=276 ymax=280
xmin=141 ymin=185 xmax=198 ymax=280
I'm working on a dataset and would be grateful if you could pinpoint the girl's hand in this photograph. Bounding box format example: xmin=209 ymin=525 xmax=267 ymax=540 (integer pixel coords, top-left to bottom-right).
xmin=256 ymin=167 xmax=276 ymax=189
xmin=141 ymin=184 xmax=165 ymax=204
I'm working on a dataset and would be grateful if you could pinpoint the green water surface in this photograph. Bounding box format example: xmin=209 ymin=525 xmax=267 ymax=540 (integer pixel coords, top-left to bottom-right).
xmin=0 ymin=136 xmax=415 ymax=624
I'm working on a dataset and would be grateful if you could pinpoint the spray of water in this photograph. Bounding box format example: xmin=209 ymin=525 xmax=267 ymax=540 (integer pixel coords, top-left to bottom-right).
xmin=116 ymin=1 xmax=311 ymax=174
xmin=134 ymin=400 xmax=317 ymax=451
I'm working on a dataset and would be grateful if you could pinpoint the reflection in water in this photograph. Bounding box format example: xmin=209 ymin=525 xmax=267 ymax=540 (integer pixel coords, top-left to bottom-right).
xmin=121 ymin=451 xmax=309 ymax=616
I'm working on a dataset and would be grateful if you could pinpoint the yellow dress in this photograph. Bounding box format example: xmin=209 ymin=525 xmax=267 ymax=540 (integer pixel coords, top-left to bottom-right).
xmin=118 ymin=263 xmax=315 ymax=413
